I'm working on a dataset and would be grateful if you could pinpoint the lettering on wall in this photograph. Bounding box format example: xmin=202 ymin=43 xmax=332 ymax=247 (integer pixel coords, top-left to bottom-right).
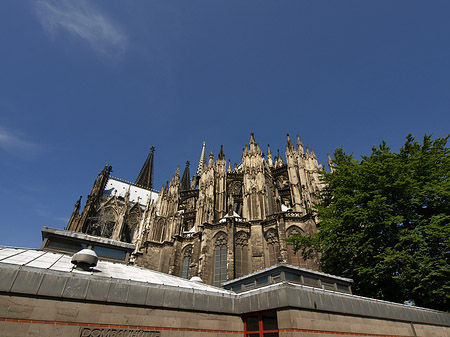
xmin=80 ymin=328 xmax=161 ymax=337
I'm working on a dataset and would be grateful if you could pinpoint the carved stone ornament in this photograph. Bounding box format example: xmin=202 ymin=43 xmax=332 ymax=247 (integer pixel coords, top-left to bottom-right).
xmin=235 ymin=231 xmax=249 ymax=247
xmin=214 ymin=233 xmax=227 ymax=247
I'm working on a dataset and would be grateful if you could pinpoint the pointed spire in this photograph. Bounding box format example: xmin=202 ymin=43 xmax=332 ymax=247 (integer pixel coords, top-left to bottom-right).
xmin=74 ymin=195 xmax=82 ymax=210
xmin=208 ymin=150 xmax=214 ymax=167
xmin=164 ymin=181 xmax=169 ymax=193
xmin=196 ymin=141 xmax=207 ymax=175
xmin=124 ymin=185 xmax=131 ymax=203
xmin=267 ymin=144 xmax=273 ymax=167
xmin=170 ymin=166 xmax=180 ymax=185
xmin=227 ymin=160 xmax=232 ymax=173
xmin=218 ymin=145 xmax=225 ymax=160
xmin=135 ymin=147 xmax=155 ymax=190
xmin=328 ymin=153 xmax=335 ymax=173
xmin=286 ymin=133 xmax=295 ymax=151
xmin=248 ymin=133 xmax=262 ymax=155
xmin=180 ymin=161 xmax=191 ymax=191
xmin=277 ymin=149 xmax=284 ymax=165
xmin=297 ymin=134 xmax=304 ymax=154
xmin=66 ymin=196 xmax=82 ymax=231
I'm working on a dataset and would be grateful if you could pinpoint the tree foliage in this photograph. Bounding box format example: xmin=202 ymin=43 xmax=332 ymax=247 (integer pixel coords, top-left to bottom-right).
xmin=288 ymin=134 xmax=450 ymax=311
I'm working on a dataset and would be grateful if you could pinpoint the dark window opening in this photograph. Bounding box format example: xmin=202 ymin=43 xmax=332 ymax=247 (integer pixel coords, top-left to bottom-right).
xmin=181 ymin=245 xmax=192 ymax=279
xmin=303 ymin=276 xmax=319 ymax=286
xmin=271 ymin=273 xmax=281 ymax=282
xmin=182 ymin=255 xmax=191 ymax=279
xmin=214 ymin=234 xmax=227 ymax=287
xmin=235 ymin=232 xmax=249 ymax=278
xmin=47 ymin=238 xmax=83 ymax=252
xmin=285 ymin=272 xmax=301 ymax=282
xmin=256 ymin=276 xmax=268 ymax=286
xmin=244 ymin=311 xmax=279 ymax=337
xmin=45 ymin=237 xmax=126 ymax=261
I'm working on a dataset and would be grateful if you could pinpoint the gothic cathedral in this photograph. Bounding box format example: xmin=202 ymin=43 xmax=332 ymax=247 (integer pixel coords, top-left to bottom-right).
xmin=66 ymin=133 xmax=326 ymax=286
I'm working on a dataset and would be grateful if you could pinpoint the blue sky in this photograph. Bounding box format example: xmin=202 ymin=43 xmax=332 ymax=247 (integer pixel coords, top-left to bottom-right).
xmin=1 ymin=1 xmax=449 ymax=249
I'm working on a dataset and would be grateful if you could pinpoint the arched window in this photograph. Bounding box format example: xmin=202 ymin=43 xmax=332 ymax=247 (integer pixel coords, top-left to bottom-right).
xmin=235 ymin=231 xmax=249 ymax=278
xmin=153 ymin=218 xmax=165 ymax=242
xmin=90 ymin=207 xmax=116 ymax=238
xmin=286 ymin=226 xmax=307 ymax=268
xmin=181 ymin=245 xmax=193 ymax=279
xmin=213 ymin=233 xmax=227 ymax=287
xmin=122 ymin=206 xmax=141 ymax=243
xmin=265 ymin=229 xmax=281 ymax=266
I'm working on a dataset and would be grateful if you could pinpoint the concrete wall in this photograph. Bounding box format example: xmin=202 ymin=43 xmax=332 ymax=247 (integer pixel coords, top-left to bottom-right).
xmin=2 ymin=293 xmax=450 ymax=337
xmin=0 ymin=295 xmax=243 ymax=337
xmin=278 ymin=308 xmax=450 ymax=337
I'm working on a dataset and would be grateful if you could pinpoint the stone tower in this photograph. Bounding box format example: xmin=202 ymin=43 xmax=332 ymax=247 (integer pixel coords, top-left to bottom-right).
xmin=66 ymin=134 xmax=325 ymax=286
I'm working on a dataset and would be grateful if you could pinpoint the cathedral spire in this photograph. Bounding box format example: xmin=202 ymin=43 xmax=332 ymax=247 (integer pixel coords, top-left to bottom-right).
xmin=328 ymin=153 xmax=335 ymax=173
xmin=247 ymin=133 xmax=262 ymax=155
xmin=196 ymin=141 xmax=207 ymax=175
xmin=76 ymin=163 xmax=112 ymax=233
xmin=180 ymin=161 xmax=191 ymax=191
xmin=135 ymin=147 xmax=155 ymax=190
xmin=267 ymin=144 xmax=273 ymax=167
xmin=286 ymin=133 xmax=295 ymax=152
xmin=170 ymin=166 xmax=180 ymax=185
xmin=297 ymin=134 xmax=304 ymax=154
xmin=277 ymin=149 xmax=284 ymax=165
xmin=191 ymin=141 xmax=207 ymax=188
xmin=208 ymin=150 xmax=214 ymax=167
xmin=66 ymin=196 xmax=82 ymax=231
xmin=218 ymin=145 xmax=225 ymax=160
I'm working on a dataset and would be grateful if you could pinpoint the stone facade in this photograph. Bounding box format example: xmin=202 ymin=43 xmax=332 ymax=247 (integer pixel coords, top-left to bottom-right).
xmin=66 ymin=133 xmax=325 ymax=286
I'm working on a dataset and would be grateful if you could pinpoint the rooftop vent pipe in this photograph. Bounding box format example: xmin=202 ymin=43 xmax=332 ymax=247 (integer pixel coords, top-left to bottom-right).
xmin=71 ymin=246 xmax=98 ymax=271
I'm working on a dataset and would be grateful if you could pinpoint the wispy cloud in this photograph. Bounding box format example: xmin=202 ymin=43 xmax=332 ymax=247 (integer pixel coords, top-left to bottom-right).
xmin=34 ymin=0 xmax=127 ymax=60
xmin=0 ymin=126 xmax=41 ymax=156
xmin=34 ymin=206 xmax=68 ymax=224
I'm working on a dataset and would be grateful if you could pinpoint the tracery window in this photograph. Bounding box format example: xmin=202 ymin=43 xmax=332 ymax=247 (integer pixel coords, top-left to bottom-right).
xmin=122 ymin=206 xmax=141 ymax=243
xmin=153 ymin=218 xmax=165 ymax=242
xmin=89 ymin=207 xmax=116 ymax=238
xmin=286 ymin=226 xmax=306 ymax=268
xmin=181 ymin=245 xmax=193 ymax=279
xmin=235 ymin=231 xmax=249 ymax=278
xmin=265 ymin=229 xmax=281 ymax=266
xmin=213 ymin=233 xmax=227 ymax=287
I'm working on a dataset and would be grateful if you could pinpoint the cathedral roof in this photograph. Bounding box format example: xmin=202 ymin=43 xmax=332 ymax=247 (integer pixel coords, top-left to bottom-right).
xmin=104 ymin=177 xmax=159 ymax=206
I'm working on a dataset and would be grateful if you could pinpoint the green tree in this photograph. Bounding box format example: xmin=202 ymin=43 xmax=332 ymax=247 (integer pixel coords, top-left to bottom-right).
xmin=288 ymin=134 xmax=450 ymax=311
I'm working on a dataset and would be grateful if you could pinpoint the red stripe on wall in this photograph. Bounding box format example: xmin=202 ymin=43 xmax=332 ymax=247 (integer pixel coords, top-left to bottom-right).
xmin=279 ymin=328 xmax=412 ymax=337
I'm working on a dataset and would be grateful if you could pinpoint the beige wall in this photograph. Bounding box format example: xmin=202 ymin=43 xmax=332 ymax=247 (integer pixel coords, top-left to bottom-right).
xmin=0 ymin=295 xmax=243 ymax=337
xmin=2 ymin=294 xmax=450 ymax=337
xmin=277 ymin=308 xmax=450 ymax=337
